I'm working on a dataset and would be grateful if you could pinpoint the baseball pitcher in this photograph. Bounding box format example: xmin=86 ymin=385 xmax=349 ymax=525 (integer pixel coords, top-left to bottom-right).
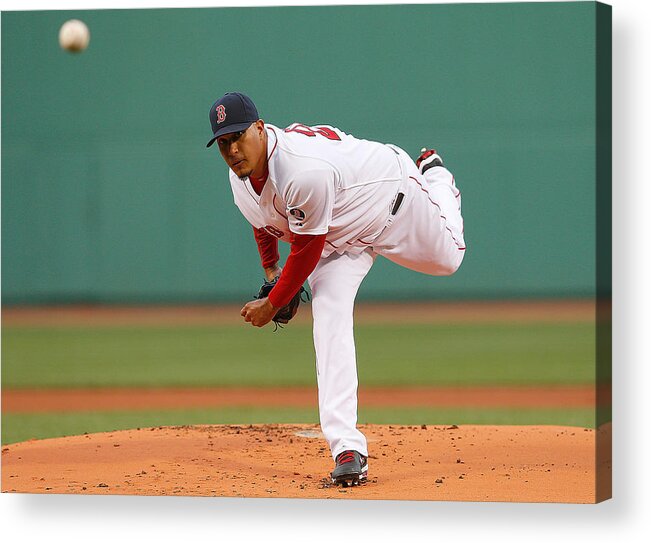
xmin=207 ymin=92 xmax=465 ymax=486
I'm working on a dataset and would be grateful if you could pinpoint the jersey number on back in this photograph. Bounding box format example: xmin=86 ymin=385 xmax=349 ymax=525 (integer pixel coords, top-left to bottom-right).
xmin=284 ymin=123 xmax=341 ymax=141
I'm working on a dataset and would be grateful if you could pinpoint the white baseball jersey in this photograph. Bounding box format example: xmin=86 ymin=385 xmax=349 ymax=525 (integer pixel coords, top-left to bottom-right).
xmin=229 ymin=123 xmax=404 ymax=257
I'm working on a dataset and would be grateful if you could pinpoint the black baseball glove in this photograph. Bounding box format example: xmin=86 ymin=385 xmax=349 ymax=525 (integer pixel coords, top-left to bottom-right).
xmin=255 ymin=276 xmax=310 ymax=329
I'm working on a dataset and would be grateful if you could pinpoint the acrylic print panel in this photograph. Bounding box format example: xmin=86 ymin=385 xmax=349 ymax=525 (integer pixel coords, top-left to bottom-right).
xmin=1 ymin=1 xmax=611 ymax=503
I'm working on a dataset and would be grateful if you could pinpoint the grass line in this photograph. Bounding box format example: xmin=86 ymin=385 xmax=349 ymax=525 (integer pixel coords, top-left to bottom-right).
xmin=1 ymin=406 xmax=599 ymax=445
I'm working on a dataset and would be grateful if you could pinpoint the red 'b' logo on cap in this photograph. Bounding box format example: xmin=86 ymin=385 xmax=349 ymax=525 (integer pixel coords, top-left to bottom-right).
xmin=216 ymin=105 xmax=226 ymax=123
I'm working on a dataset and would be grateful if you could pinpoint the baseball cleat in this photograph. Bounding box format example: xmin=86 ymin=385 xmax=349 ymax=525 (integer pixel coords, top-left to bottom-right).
xmin=331 ymin=450 xmax=368 ymax=487
xmin=416 ymin=147 xmax=444 ymax=175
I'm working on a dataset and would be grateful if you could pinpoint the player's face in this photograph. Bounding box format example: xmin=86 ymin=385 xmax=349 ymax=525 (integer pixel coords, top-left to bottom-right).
xmin=216 ymin=121 xmax=266 ymax=179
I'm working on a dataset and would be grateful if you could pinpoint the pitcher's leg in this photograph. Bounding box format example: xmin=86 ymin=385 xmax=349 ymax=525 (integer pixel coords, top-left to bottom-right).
xmin=375 ymin=151 xmax=466 ymax=276
xmin=411 ymin=164 xmax=466 ymax=273
xmin=421 ymin=165 xmax=464 ymax=252
xmin=308 ymin=249 xmax=375 ymax=460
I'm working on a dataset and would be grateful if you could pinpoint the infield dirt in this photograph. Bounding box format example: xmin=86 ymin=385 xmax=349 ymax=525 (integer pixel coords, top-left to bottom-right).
xmin=1 ymin=423 xmax=611 ymax=503
xmin=2 ymin=384 xmax=604 ymax=412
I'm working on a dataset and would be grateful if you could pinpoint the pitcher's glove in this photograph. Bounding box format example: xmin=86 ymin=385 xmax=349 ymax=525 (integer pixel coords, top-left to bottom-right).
xmin=256 ymin=276 xmax=310 ymax=328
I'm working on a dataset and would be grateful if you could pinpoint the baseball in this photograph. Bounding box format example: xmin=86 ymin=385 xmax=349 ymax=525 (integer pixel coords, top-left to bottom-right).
xmin=58 ymin=19 xmax=90 ymax=53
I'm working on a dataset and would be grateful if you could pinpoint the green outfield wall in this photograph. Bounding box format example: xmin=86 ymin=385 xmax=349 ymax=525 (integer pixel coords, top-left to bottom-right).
xmin=1 ymin=2 xmax=607 ymax=303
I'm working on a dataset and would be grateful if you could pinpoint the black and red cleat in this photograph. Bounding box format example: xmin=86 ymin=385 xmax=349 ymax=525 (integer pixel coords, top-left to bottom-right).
xmin=416 ymin=147 xmax=444 ymax=175
xmin=331 ymin=450 xmax=368 ymax=487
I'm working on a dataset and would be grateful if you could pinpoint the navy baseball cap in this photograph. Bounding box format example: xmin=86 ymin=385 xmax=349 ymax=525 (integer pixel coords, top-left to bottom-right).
xmin=206 ymin=92 xmax=259 ymax=148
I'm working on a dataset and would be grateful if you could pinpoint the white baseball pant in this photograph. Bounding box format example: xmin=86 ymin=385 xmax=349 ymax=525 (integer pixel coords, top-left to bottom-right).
xmin=308 ymin=148 xmax=466 ymax=460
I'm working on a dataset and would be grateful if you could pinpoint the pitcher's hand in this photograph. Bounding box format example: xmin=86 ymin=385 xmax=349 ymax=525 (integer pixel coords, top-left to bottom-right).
xmin=240 ymin=297 xmax=276 ymax=327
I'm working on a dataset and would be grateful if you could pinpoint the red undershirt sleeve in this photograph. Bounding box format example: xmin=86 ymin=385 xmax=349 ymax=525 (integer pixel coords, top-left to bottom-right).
xmin=252 ymin=227 xmax=280 ymax=269
xmin=267 ymin=232 xmax=327 ymax=308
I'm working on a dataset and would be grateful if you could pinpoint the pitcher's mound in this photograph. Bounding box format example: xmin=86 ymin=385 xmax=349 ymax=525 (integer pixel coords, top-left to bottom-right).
xmin=1 ymin=423 xmax=610 ymax=502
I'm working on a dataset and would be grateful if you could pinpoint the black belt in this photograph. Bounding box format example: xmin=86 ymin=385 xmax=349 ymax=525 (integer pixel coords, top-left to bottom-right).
xmin=391 ymin=192 xmax=405 ymax=215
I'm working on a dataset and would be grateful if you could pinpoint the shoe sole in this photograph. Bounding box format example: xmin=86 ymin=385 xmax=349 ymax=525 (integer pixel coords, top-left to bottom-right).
xmin=331 ymin=470 xmax=368 ymax=487
xmin=332 ymin=474 xmax=365 ymax=487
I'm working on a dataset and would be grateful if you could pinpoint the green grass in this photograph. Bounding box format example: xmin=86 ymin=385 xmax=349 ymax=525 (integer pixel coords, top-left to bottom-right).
xmin=1 ymin=321 xmax=598 ymax=444
xmin=1 ymin=322 xmax=596 ymax=388
xmin=1 ymin=406 xmax=598 ymax=445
